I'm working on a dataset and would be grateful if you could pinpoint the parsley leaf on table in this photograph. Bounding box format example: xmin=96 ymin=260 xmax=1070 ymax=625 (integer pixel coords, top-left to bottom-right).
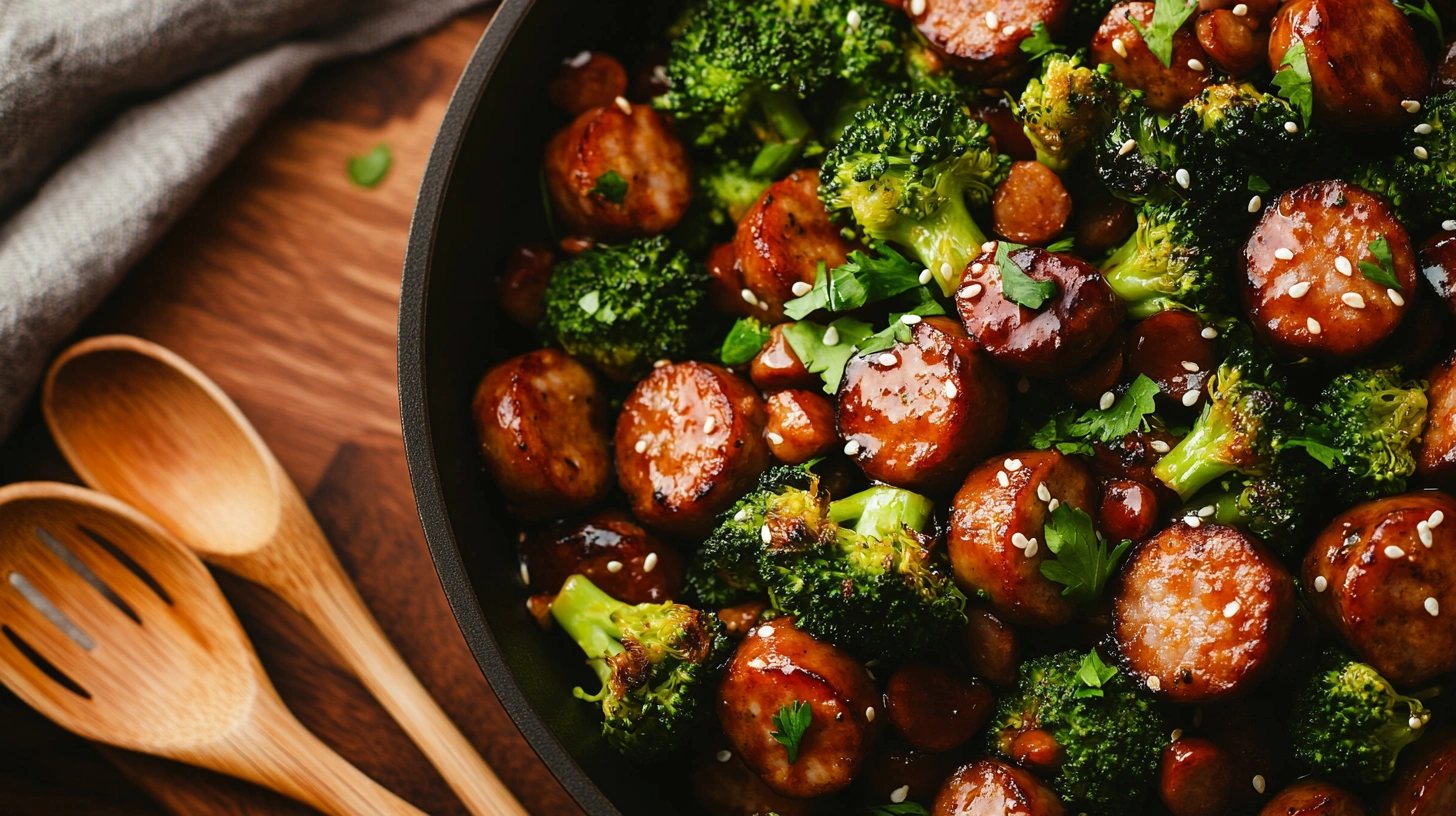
xmin=770 ymin=700 xmax=813 ymax=764
xmin=782 ymin=317 xmax=875 ymax=394
xmin=719 ymin=317 xmax=773 ymax=366
xmin=1272 ymin=41 xmax=1313 ymax=128
xmin=1019 ymin=21 xmax=1066 ymax=62
xmin=1358 ymin=235 xmax=1402 ymax=290
xmin=994 ymin=241 xmax=1057 ymax=309
xmin=784 ymin=242 xmax=925 ymax=319
xmin=1073 ymin=650 xmax=1120 ymax=698
xmin=1041 ymin=503 xmax=1133 ymax=608
xmin=589 ymin=169 xmax=629 ymax=204
xmin=1127 ymin=0 xmax=1198 ymax=68
xmin=347 ymin=143 xmax=392 ymax=188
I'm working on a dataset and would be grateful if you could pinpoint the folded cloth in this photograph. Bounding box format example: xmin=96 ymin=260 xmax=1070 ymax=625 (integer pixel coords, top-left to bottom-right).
xmin=0 ymin=0 xmax=488 ymax=440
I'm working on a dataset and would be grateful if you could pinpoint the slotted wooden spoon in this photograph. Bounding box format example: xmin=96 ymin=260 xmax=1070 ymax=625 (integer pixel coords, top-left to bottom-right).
xmin=42 ymin=335 xmax=526 ymax=816
xmin=0 ymin=481 xmax=426 ymax=815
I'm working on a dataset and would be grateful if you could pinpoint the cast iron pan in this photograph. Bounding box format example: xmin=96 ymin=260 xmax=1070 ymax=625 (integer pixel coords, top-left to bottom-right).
xmin=399 ymin=1 xmax=691 ymax=813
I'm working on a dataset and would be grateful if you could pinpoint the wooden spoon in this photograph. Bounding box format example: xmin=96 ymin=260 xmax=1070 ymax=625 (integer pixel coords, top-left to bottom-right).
xmin=42 ymin=336 xmax=527 ymax=816
xmin=0 ymin=481 xmax=426 ymax=815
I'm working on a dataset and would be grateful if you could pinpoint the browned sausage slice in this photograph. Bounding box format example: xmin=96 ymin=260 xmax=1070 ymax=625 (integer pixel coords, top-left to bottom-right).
xmin=496 ymin=243 xmax=554 ymax=327
xmin=974 ymin=94 xmax=1037 ymax=161
xmin=735 ymin=170 xmax=858 ymax=323
xmin=932 ymin=759 xmax=1068 ymax=816
xmin=1196 ymin=10 xmax=1267 ymax=77
xmin=543 ymin=102 xmax=692 ymax=240
xmin=909 ymin=0 xmax=1072 ymax=84
xmin=519 ymin=510 xmax=682 ymax=604
xmin=764 ymin=389 xmax=838 ymax=465
xmin=1304 ymin=491 xmax=1456 ymax=687
xmin=473 ymin=349 xmax=613 ymax=521
xmin=886 ymin=663 xmax=995 ymax=753
xmin=1241 ymin=180 xmax=1417 ymax=360
xmin=1114 ymin=522 xmax=1295 ymax=703
xmin=1384 ymin=725 xmax=1456 ymax=816
xmin=615 ymin=362 xmax=770 ymax=537
xmin=839 ymin=318 xmax=1009 ymax=492
xmin=1126 ymin=310 xmax=1218 ymax=406
xmin=751 ymin=323 xmax=818 ymax=392
xmin=961 ymin=607 xmax=1020 ymax=688
xmin=949 ymin=449 xmax=1098 ymax=626
xmin=1093 ymin=2 xmax=1214 ymax=114
xmin=548 ymin=51 xmax=629 ymax=116
xmin=957 ymin=244 xmax=1124 ymax=377
xmin=1419 ymin=354 xmax=1456 ymax=487
xmin=691 ymin=747 xmax=817 ymax=816
xmin=993 ymin=161 xmax=1073 ymax=246
xmin=1259 ymin=779 xmax=1368 ymax=816
xmin=1269 ymin=0 xmax=1428 ymax=129
xmin=1098 ymin=479 xmax=1161 ymax=542
xmin=717 ymin=617 xmax=879 ymax=799
xmin=1160 ymin=738 xmax=1235 ymax=816
xmin=706 ymin=241 xmax=750 ymax=318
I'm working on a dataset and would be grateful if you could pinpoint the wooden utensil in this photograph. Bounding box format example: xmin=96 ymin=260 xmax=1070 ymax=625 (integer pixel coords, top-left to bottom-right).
xmin=0 ymin=481 xmax=427 ymax=815
xmin=42 ymin=335 xmax=528 ymax=816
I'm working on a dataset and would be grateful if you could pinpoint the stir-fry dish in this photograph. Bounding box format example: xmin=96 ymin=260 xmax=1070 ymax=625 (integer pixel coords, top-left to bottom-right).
xmin=474 ymin=0 xmax=1456 ymax=811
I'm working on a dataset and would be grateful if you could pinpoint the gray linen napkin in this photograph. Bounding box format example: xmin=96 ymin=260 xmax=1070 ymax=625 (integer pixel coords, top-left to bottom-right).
xmin=0 ymin=0 xmax=488 ymax=440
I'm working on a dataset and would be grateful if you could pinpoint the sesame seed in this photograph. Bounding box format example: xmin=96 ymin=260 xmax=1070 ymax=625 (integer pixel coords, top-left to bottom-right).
xmin=890 ymin=785 xmax=909 ymax=804
xmin=1416 ymin=146 xmax=1430 ymax=160
xmin=1201 ymin=326 xmax=1219 ymax=339
xmin=704 ymin=416 xmax=717 ymax=434
xmin=1274 ymin=247 xmax=1295 ymax=261
xmin=641 ymin=553 xmax=659 ymax=574
xmin=1186 ymin=516 xmax=1203 ymax=528
xmin=919 ymin=269 xmax=933 ymax=285
xmin=1342 ymin=292 xmax=1366 ymax=309
xmin=635 ymin=439 xmax=648 ymax=454
xmin=1385 ymin=545 xmax=1407 ymax=559
xmin=1171 ymin=728 xmax=1184 ymax=740
xmin=985 ymin=10 xmax=999 ymax=28
xmin=607 ymin=560 xmax=624 ymax=573
xmin=878 ymin=353 xmax=898 ymax=366
xmin=1412 ymin=716 xmax=1426 ymax=729
xmin=1224 ymin=601 xmax=1241 ymax=618
xmin=566 ymin=50 xmax=593 ymax=68
xmin=1181 ymin=360 xmax=1200 ymax=372
xmin=997 ymin=470 xmax=1010 ymax=488
xmin=1417 ymin=123 xmax=1435 ymax=135
xmin=900 ymin=314 xmax=922 ymax=326
xmin=866 ymin=706 xmax=877 ymax=721
xmin=520 ymin=561 xmax=531 ymax=585
xmin=1335 ymin=255 xmax=1353 ymax=276
xmin=909 ymin=0 xmax=925 ymax=14
xmin=735 ymin=509 xmax=748 ymax=522
xmin=944 ymin=381 xmax=959 ymax=399
xmin=844 ymin=440 xmax=861 ymax=456
xmin=1419 ymin=521 xmax=1434 ymax=547
xmin=654 ymin=358 xmax=671 ymax=368
xmin=740 ymin=288 xmax=758 ymax=305
xmin=847 ymin=8 xmax=862 ymax=28
xmin=1284 ymin=121 xmax=1299 ymax=134
xmin=1314 ymin=575 xmax=1328 ymax=592
xmin=1012 ymin=532 xmax=1030 ymax=549
xmin=960 ymin=283 xmax=983 ymax=299
xmin=1025 ymin=538 xmax=1039 ymax=557
xmin=1232 ymin=2 xmax=1247 ymax=13
xmin=1047 ymin=498 xmax=1060 ymax=511
xmin=1038 ymin=483 xmax=1052 ymax=502
xmin=1175 ymin=168 xmax=1191 ymax=189
xmin=1307 ymin=317 xmax=1322 ymax=334
xmin=1389 ymin=288 xmax=1406 ymax=307
xmin=1427 ymin=597 xmax=1441 ymax=616
xmin=971 ymin=262 xmax=986 ymax=274
xmin=1119 ymin=138 xmax=1138 ymax=156
xmin=1002 ymin=24 xmax=1016 ymax=36
xmin=759 ymin=300 xmax=770 ymax=311
xmin=748 ymin=657 xmax=767 ymax=669
xmin=791 ymin=281 xmax=813 ymax=297
xmin=614 ymin=96 xmax=632 ymax=115
xmin=1247 ymin=195 xmax=1262 ymax=213
xmin=1252 ymin=775 xmax=1266 ymax=794
xmin=1287 ymin=281 xmax=1311 ymax=299
xmin=1151 ymin=439 xmax=1170 ymax=453
xmin=1182 ymin=390 xmax=1200 ymax=407
xmin=767 ymin=431 xmax=784 ymax=445
xmin=1187 ymin=58 xmax=1204 ymax=71
xmin=824 ymin=326 xmax=840 ymax=346
xmin=716 ymin=750 xmax=732 ymax=762
xmin=758 ymin=625 xmax=774 ymax=637
xmin=1446 ymin=220 xmax=1456 ymax=231
xmin=1147 ymin=675 xmax=1162 ymax=691
xmin=982 ymin=241 xmax=997 ymax=253
xmin=1099 ymin=391 xmax=1116 ymax=410
xmin=941 ymin=261 xmax=954 ymax=279
xmin=652 ymin=64 xmax=669 ymax=85
xmin=761 ymin=525 xmax=772 ymax=544
xmin=1431 ymin=511 xmax=1445 ymax=528
xmin=1403 ymin=99 xmax=1423 ymax=113
xmin=1199 ymin=505 xmax=1216 ymax=518
xmin=1005 ymin=458 xmax=1023 ymax=471
xmin=1112 ymin=37 xmax=1128 ymax=58
xmin=1018 ymin=377 xmax=1031 ymax=393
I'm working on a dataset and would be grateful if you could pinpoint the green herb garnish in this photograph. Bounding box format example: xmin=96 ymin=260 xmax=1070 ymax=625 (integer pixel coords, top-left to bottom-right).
xmin=1019 ymin=21 xmax=1066 ymax=62
xmin=590 ymin=169 xmax=629 ymax=204
xmin=771 ymin=700 xmax=813 ymax=764
xmin=347 ymin=143 xmax=392 ymax=188
xmin=994 ymin=241 xmax=1057 ymax=309
xmin=1272 ymin=41 xmax=1313 ymax=128
xmin=1041 ymin=504 xmax=1134 ymax=608
xmin=1073 ymin=649 xmax=1120 ymax=698
xmin=719 ymin=317 xmax=773 ymax=366
xmin=1127 ymin=0 xmax=1198 ymax=68
xmin=1358 ymin=235 xmax=1402 ymax=291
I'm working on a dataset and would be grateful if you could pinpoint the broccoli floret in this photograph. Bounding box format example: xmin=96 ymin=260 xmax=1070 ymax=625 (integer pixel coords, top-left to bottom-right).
xmin=987 ymin=650 xmax=1168 ymax=814
xmin=1018 ymin=52 xmax=1122 ymax=174
xmin=820 ymin=91 xmax=1010 ymax=294
xmin=761 ymin=484 xmax=966 ymax=661
xmin=1289 ymin=649 xmax=1432 ymax=783
xmin=551 ymin=574 xmax=732 ymax=760
xmin=1194 ymin=453 xmax=1320 ymax=561
xmin=1352 ymin=91 xmax=1456 ymax=232
xmin=1098 ymin=201 xmax=1232 ymax=318
xmin=541 ymin=236 xmax=706 ymax=381
xmin=1313 ymin=366 xmax=1429 ymax=503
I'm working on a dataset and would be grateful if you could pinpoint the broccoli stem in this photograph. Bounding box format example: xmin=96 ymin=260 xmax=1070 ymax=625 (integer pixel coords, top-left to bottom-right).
xmin=828 ymin=486 xmax=934 ymax=539
xmin=551 ymin=574 xmax=627 ymax=678
xmin=750 ymin=91 xmax=815 ymax=178
xmin=1153 ymin=408 xmax=1239 ymax=500
xmin=882 ymin=188 xmax=987 ymax=296
xmin=1099 ymin=228 xmax=1172 ymax=320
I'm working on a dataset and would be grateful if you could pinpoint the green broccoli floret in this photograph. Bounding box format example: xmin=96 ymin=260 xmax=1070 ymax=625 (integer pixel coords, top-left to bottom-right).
xmin=1098 ymin=201 xmax=1232 ymax=318
xmin=1313 ymin=366 xmax=1429 ymax=503
xmin=541 ymin=236 xmax=706 ymax=381
xmin=1194 ymin=453 xmax=1320 ymax=561
xmin=1351 ymin=91 xmax=1456 ymax=232
xmin=551 ymin=574 xmax=732 ymax=760
xmin=987 ymin=650 xmax=1168 ymax=814
xmin=1018 ymin=52 xmax=1121 ymax=174
xmin=761 ymin=484 xmax=965 ymax=661
xmin=820 ymin=91 xmax=1010 ymax=294
xmin=1289 ymin=649 xmax=1432 ymax=783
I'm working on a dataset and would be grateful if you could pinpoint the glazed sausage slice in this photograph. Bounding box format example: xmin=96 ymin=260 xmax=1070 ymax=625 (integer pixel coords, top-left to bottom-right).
xmin=962 ymin=607 xmax=1020 ymax=688
xmin=543 ymin=102 xmax=692 ymax=240
xmin=1241 ymin=180 xmax=1417 ymax=359
xmin=1074 ymin=178 xmax=1137 ymax=256
xmin=1099 ymin=479 xmax=1161 ymax=542
xmin=1259 ymin=779 xmax=1368 ymax=816
xmin=1303 ymin=491 xmax=1456 ymax=687
xmin=1419 ymin=232 xmax=1456 ymax=319
xmin=1114 ymin=522 xmax=1295 ymax=703
xmin=717 ymin=617 xmax=879 ymax=799
xmin=1125 ymin=310 xmax=1218 ymax=406
xmin=993 ymin=161 xmax=1073 ymax=246
xmin=863 ymin=745 xmax=965 ymax=808
xmin=496 ymin=243 xmax=553 ymax=327
xmin=958 ymin=244 xmax=1124 ymax=377
xmin=1159 ymin=738 xmax=1235 ymax=816
xmin=764 ymin=389 xmax=838 ymax=465
xmin=1384 ymin=725 xmax=1456 ymax=816
xmin=548 ymin=51 xmax=629 ymax=116
xmin=1196 ymin=10 xmax=1267 ymax=78
xmin=932 ymin=759 xmax=1068 ymax=816
xmin=1269 ymin=0 xmax=1428 ymax=130
xmin=908 ymin=0 xmax=1072 ymax=84
xmin=949 ymin=449 xmax=1098 ymax=626
xmin=886 ymin=663 xmax=995 ymax=753
xmin=615 ymin=362 xmax=770 ymax=537
xmin=1063 ymin=325 xmax=1127 ymax=406
xmin=839 ymin=318 xmax=1009 ymax=492
xmin=706 ymin=241 xmax=750 ymax=318
xmin=519 ymin=510 xmax=683 ymax=604
xmin=1093 ymin=2 xmax=1214 ymax=114
xmin=691 ymin=747 xmax=817 ymax=816
xmin=1419 ymin=354 xmax=1456 ymax=487
xmin=735 ymin=170 xmax=858 ymax=323
xmin=473 ymin=349 xmax=613 ymax=521
xmin=751 ymin=324 xmax=818 ymax=392
xmin=974 ymin=94 xmax=1037 ymax=161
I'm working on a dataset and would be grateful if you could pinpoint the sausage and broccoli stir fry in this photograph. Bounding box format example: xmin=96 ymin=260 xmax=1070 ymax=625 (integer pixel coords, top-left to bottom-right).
xmin=476 ymin=0 xmax=1456 ymax=811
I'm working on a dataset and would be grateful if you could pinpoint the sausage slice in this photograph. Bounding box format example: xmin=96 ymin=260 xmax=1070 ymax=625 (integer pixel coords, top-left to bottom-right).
xmin=1259 ymin=779 xmax=1368 ymax=816
xmin=548 ymin=51 xmax=629 ymax=116
xmin=734 ymin=170 xmax=858 ymax=323
xmin=1419 ymin=353 xmax=1456 ymax=487
xmin=764 ymin=389 xmax=838 ymax=465
xmin=1384 ymin=725 xmax=1456 ymax=816
xmin=519 ymin=510 xmax=682 ymax=604
xmin=932 ymin=759 xmax=1068 ymax=816
xmin=909 ymin=0 xmax=1072 ymax=84
xmin=1160 ymin=738 xmax=1236 ymax=816
xmin=751 ymin=323 xmax=818 ymax=392
xmin=1093 ymin=2 xmax=1214 ymax=114
xmin=993 ymin=161 xmax=1073 ymax=246
xmin=886 ymin=663 xmax=995 ymax=753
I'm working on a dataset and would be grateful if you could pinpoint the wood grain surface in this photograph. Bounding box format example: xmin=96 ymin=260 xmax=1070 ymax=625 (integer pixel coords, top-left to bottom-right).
xmin=0 ymin=8 xmax=585 ymax=815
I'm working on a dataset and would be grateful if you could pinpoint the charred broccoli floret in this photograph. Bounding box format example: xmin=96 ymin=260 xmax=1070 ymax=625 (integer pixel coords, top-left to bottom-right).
xmin=1289 ymin=649 xmax=1432 ymax=783
xmin=1018 ymin=52 xmax=1122 ymax=173
xmin=541 ymin=236 xmax=706 ymax=381
xmin=988 ymin=650 xmax=1168 ymax=814
xmin=1098 ymin=201 xmax=1232 ymax=317
xmin=551 ymin=574 xmax=732 ymax=760
xmin=1351 ymin=91 xmax=1456 ymax=232
xmin=820 ymin=91 xmax=1010 ymax=294
xmin=1196 ymin=452 xmax=1320 ymax=561
xmin=1313 ymin=366 xmax=1429 ymax=503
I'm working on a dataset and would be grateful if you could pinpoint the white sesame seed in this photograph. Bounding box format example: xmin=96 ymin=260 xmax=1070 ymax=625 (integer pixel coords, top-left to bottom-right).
xmin=759 ymin=300 xmax=770 ymax=311
xmin=944 ymin=381 xmax=958 ymax=399
xmin=941 ymin=261 xmax=954 ymax=279
xmin=635 ymin=439 xmax=648 ymax=454
xmin=1335 ymin=256 xmax=1353 ymax=276
xmin=1112 ymin=37 xmax=1128 ymax=58
xmin=641 ymin=552 xmax=659 ymax=574
xmin=982 ymin=241 xmax=997 ymax=253
xmin=758 ymin=625 xmax=774 ymax=638
xmin=919 ymin=269 xmax=933 ymax=285
xmin=1025 ymin=538 xmax=1039 ymax=557
xmin=1175 ymin=168 xmax=1191 ymax=189
xmin=971 ymin=262 xmax=986 ymax=274
xmin=985 ymin=10 xmax=999 ymax=28
xmin=1417 ymin=123 xmax=1435 ymax=135
xmin=1274 ymin=247 xmax=1295 ymax=261
xmin=1403 ymin=99 xmax=1423 ymax=113
xmin=1002 ymin=24 xmax=1016 ymax=36
xmin=735 ymin=509 xmax=748 ymax=522
xmin=1342 ymin=292 xmax=1366 ymax=309
xmin=791 ymin=281 xmax=813 ymax=297
xmin=607 ymin=560 xmax=624 ymax=573
xmin=1427 ymin=597 xmax=1441 ymax=616
xmin=960 ymin=283 xmax=983 ymax=299
xmin=1182 ymin=390 xmax=1200 ymax=407
xmin=704 ymin=416 xmax=717 ymax=434
xmin=909 ymin=0 xmax=925 ymax=14
xmin=1284 ymin=121 xmax=1299 ymax=134
xmin=1420 ymin=521 xmax=1434 ymax=547
xmin=1252 ymin=775 xmax=1266 ymax=794
xmin=520 ymin=561 xmax=531 ymax=585
xmin=1389 ymin=288 xmax=1406 ymax=307
xmin=767 ymin=431 xmax=784 ymax=445
xmin=1147 ymin=675 xmax=1162 ymax=691
xmin=1099 ymin=391 xmax=1116 ymax=410
xmin=1005 ymin=458 xmax=1023 ymax=471
xmin=716 ymin=749 xmax=732 ymax=762
xmin=890 ymin=785 xmax=909 ymax=804
xmin=566 ymin=50 xmax=593 ymax=68
xmin=1171 ymin=728 xmax=1184 ymax=741
xmin=1201 ymin=327 xmax=1219 ymax=339
xmin=1231 ymin=0 xmax=1249 ymax=11
xmin=1416 ymin=146 xmax=1430 ymax=160
xmin=1151 ymin=439 xmax=1171 ymax=453
xmin=1287 ymin=281 xmax=1311 ymax=299
xmin=1181 ymin=360 xmax=1200 ymax=372
xmin=654 ymin=358 xmax=671 ymax=368
xmin=1119 ymin=138 xmax=1138 ymax=156
xmin=878 ymin=353 xmax=898 ymax=366
xmin=748 ymin=657 xmax=767 ymax=669
xmin=1012 ymin=532 xmax=1030 ymax=550
xmin=1047 ymin=498 xmax=1060 ymax=511
xmin=1199 ymin=505 xmax=1216 ymax=518
xmin=1187 ymin=58 xmax=1205 ymax=71
xmin=1314 ymin=575 xmax=1328 ymax=592
xmin=900 ymin=314 xmax=922 ymax=326
xmin=997 ymin=470 xmax=1010 ymax=488
xmin=1386 ymin=545 xmax=1407 ymax=559
xmin=614 ymin=96 xmax=632 ymax=115
xmin=824 ymin=326 xmax=840 ymax=346
xmin=1186 ymin=516 xmax=1203 ymax=528
xmin=1018 ymin=377 xmax=1031 ymax=394
xmin=1446 ymin=220 xmax=1456 ymax=231
xmin=1247 ymin=195 xmax=1262 ymax=213
xmin=1431 ymin=511 xmax=1445 ymax=528
xmin=1307 ymin=317 xmax=1322 ymax=334
xmin=760 ymin=524 xmax=772 ymax=544
xmin=844 ymin=440 xmax=861 ymax=456
xmin=741 ymin=288 xmax=758 ymax=305
xmin=1412 ymin=716 xmax=1426 ymax=729
xmin=866 ymin=706 xmax=877 ymax=721
xmin=846 ymin=8 xmax=862 ymax=28
xmin=1224 ymin=600 xmax=1241 ymax=618
xmin=1038 ymin=483 xmax=1052 ymax=502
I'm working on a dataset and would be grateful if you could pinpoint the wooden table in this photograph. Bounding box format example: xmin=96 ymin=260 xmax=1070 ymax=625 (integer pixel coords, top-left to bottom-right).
xmin=0 ymin=8 xmax=584 ymax=815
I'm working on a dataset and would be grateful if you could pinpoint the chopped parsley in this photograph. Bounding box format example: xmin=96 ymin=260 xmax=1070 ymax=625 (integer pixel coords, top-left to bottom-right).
xmin=1248 ymin=174 xmax=1271 ymax=193
xmin=782 ymin=317 xmax=876 ymax=394
xmin=590 ymin=169 xmax=629 ymax=204
xmin=347 ymin=143 xmax=392 ymax=188
xmin=1041 ymin=503 xmax=1133 ymax=608
xmin=719 ymin=317 xmax=772 ymax=366
xmin=1073 ymin=649 xmax=1120 ymax=698
xmin=1358 ymin=235 xmax=1402 ymax=290
xmin=1272 ymin=41 xmax=1313 ymax=128
xmin=1045 ymin=235 xmax=1076 ymax=253
xmin=1396 ymin=0 xmax=1444 ymax=43
xmin=577 ymin=290 xmax=617 ymax=324
xmin=854 ymin=290 xmax=948 ymax=357
xmin=1285 ymin=436 xmax=1344 ymax=469
xmin=1127 ymin=0 xmax=1198 ymax=68
xmin=1019 ymin=21 xmax=1066 ymax=62
xmin=1032 ymin=375 xmax=1162 ymax=455
xmin=770 ymin=700 xmax=813 ymax=764
xmin=784 ymin=242 xmax=926 ymax=319
xmin=994 ymin=241 xmax=1057 ymax=309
